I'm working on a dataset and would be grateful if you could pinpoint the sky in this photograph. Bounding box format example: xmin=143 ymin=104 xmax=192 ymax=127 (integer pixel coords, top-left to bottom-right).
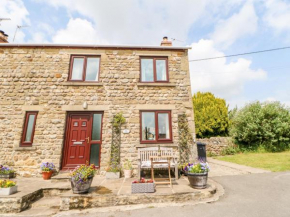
xmin=1 ymin=0 xmax=290 ymax=109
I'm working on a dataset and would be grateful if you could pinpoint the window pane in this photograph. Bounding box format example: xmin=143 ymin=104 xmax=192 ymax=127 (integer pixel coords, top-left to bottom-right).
xmin=71 ymin=58 xmax=84 ymax=80
xmin=85 ymin=57 xmax=100 ymax=81
xmin=90 ymin=144 xmax=100 ymax=166
xmin=158 ymin=113 xmax=170 ymax=139
xmin=142 ymin=112 xmax=156 ymax=140
xmin=92 ymin=114 xmax=102 ymax=140
xmin=141 ymin=59 xmax=154 ymax=82
xmin=25 ymin=114 xmax=35 ymax=142
xmin=156 ymin=60 xmax=167 ymax=81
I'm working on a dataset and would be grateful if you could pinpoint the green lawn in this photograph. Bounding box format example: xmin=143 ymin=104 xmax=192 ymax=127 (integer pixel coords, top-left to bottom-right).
xmin=215 ymin=151 xmax=290 ymax=172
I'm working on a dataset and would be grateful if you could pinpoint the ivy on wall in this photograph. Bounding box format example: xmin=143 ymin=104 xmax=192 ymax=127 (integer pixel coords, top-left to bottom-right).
xmin=178 ymin=113 xmax=193 ymax=164
xmin=110 ymin=113 xmax=126 ymax=167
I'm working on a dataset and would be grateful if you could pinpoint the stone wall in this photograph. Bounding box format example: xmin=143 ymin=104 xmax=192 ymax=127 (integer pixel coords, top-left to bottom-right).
xmin=0 ymin=46 xmax=196 ymax=176
xmin=196 ymin=137 xmax=232 ymax=156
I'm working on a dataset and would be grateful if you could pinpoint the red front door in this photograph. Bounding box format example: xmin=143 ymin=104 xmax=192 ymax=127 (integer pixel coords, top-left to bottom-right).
xmin=62 ymin=112 xmax=103 ymax=170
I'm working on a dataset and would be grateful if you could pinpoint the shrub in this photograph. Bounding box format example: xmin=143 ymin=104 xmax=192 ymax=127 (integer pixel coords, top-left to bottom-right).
xmin=193 ymin=92 xmax=229 ymax=138
xmin=230 ymin=101 xmax=290 ymax=152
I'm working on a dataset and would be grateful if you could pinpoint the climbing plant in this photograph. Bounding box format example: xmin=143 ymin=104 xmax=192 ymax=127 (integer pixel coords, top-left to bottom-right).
xmin=110 ymin=112 xmax=126 ymax=167
xmin=178 ymin=113 xmax=193 ymax=164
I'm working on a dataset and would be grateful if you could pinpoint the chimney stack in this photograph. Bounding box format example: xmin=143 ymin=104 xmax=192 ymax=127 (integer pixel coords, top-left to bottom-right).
xmin=160 ymin=36 xmax=172 ymax=46
xmin=0 ymin=30 xmax=9 ymax=43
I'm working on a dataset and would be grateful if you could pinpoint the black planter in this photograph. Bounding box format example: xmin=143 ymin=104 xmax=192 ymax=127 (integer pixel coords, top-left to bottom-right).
xmin=187 ymin=173 xmax=208 ymax=189
xmin=70 ymin=177 xmax=93 ymax=194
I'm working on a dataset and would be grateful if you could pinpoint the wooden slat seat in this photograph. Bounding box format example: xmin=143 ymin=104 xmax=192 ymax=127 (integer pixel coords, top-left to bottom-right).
xmin=137 ymin=147 xmax=178 ymax=180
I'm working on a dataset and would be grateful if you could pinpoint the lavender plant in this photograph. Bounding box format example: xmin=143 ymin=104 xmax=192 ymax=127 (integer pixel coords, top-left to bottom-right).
xmin=0 ymin=165 xmax=15 ymax=174
xmin=40 ymin=162 xmax=55 ymax=172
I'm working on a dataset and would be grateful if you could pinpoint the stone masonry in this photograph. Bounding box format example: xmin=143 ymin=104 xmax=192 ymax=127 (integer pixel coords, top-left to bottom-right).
xmin=0 ymin=45 xmax=196 ymax=176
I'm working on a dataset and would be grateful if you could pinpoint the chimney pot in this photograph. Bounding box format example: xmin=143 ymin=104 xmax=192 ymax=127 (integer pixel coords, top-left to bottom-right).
xmin=161 ymin=36 xmax=172 ymax=46
xmin=0 ymin=30 xmax=9 ymax=43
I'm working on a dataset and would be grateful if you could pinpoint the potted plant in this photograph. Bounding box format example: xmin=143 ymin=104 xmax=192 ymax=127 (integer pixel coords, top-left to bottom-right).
xmin=70 ymin=164 xmax=96 ymax=194
xmin=123 ymin=159 xmax=133 ymax=178
xmin=40 ymin=162 xmax=55 ymax=180
xmin=106 ymin=163 xmax=121 ymax=179
xmin=186 ymin=162 xmax=210 ymax=189
xmin=131 ymin=178 xmax=155 ymax=193
xmin=0 ymin=180 xmax=17 ymax=195
xmin=0 ymin=165 xmax=15 ymax=179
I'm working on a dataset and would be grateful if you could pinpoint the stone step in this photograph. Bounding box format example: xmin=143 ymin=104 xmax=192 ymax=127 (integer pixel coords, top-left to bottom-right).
xmin=51 ymin=172 xmax=70 ymax=183
xmin=31 ymin=197 xmax=61 ymax=209
xmin=4 ymin=208 xmax=59 ymax=217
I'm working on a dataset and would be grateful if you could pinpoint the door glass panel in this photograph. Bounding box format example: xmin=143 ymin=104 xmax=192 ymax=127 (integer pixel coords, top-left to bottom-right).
xmin=158 ymin=113 xmax=170 ymax=139
xmin=73 ymin=121 xmax=78 ymax=126
xmin=71 ymin=57 xmax=84 ymax=80
xmin=141 ymin=59 xmax=154 ymax=82
xmin=82 ymin=121 xmax=86 ymax=126
xmin=92 ymin=114 xmax=102 ymax=140
xmin=25 ymin=114 xmax=35 ymax=142
xmin=85 ymin=57 xmax=100 ymax=81
xmin=156 ymin=60 xmax=167 ymax=81
xmin=142 ymin=112 xmax=155 ymax=140
xmin=90 ymin=144 xmax=100 ymax=166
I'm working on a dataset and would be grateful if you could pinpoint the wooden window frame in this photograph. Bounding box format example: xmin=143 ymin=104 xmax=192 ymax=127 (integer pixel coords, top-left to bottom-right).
xmin=68 ymin=55 xmax=101 ymax=83
xmin=140 ymin=57 xmax=169 ymax=83
xmin=140 ymin=110 xmax=173 ymax=144
xmin=20 ymin=111 xmax=38 ymax=147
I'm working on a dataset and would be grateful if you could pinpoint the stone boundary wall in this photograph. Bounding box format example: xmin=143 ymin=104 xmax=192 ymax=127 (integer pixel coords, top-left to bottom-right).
xmin=196 ymin=137 xmax=232 ymax=156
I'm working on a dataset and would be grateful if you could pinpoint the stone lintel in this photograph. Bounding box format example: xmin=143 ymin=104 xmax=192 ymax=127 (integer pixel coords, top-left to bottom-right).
xmin=63 ymin=82 xmax=103 ymax=86
xmin=136 ymin=104 xmax=175 ymax=110
xmin=61 ymin=105 xmax=109 ymax=111
xmin=134 ymin=50 xmax=171 ymax=56
xmin=22 ymin=106 xmax=44 ymax=111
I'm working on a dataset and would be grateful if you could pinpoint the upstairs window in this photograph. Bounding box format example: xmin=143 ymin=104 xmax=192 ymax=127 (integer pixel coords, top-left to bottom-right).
xmin=140 ymin=57 xmax=168 ymax=82
xmin=21 ymin=111 xmax=38 ymax=147
xmin=69 ymin=55 xmax=100 ymax=82
xmin=140 ymin=111 xmax=172 ymax=143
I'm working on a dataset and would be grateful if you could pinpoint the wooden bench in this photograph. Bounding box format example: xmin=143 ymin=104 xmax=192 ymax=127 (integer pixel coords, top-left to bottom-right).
xmin=137 ymin=147 xmax=178 ymax=180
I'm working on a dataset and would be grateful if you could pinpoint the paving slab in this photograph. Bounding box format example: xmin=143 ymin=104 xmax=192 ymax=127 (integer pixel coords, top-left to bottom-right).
xmin=208 ymin=157 xmax=270 ymax=177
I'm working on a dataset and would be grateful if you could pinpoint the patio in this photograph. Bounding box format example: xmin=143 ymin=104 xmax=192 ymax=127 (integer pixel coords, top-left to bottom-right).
xmin=0 ymin=174 xmax=218 ymax=214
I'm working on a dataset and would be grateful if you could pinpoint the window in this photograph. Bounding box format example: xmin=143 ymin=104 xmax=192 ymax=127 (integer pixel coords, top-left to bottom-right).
xmin=140 ymin=111 xmax=172 ymax=143
xmin=21 ymin=111 xmax=38 ymax=147
xmin=69 ymin=55 xmax=100 ymax=82
xmin=140 ymin=57 xmax=168 ymax=82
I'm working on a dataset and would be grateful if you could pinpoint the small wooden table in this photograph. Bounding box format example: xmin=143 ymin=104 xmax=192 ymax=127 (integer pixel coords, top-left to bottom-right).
xmin=150 ymin=156 xmax=172 ymax=187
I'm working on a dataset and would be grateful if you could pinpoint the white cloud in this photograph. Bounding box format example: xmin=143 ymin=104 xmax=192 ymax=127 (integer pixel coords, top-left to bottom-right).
xmin=189 ymin=39 xmax=267 ymax=106
xmin=36 ymin=0 xmax=245 ymax=45
xmin=263 ymin=0 xmax=290 ymax=40
xmin=211 ymin=1 xmax=258 ymax=48
xmin=52 ymin=18 xmax=108 ymax=44
xmin=0 ymin=0 xmax=30 ymax=43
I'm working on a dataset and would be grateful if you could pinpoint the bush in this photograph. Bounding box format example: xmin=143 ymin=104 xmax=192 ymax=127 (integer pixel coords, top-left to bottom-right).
xmin=193 ymin=92 xmax=229 ymax=138
xmin=230 ymin=101 xmax=290 ymax=152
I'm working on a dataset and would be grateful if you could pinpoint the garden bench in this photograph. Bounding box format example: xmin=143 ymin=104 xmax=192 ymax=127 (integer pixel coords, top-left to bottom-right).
xmin=137 ymin=147 xmax=178 ymax=180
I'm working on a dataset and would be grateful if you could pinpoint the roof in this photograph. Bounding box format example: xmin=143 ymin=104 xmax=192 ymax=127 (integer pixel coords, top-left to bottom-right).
xmin=0 ymin=43 xmax=191 ymax=50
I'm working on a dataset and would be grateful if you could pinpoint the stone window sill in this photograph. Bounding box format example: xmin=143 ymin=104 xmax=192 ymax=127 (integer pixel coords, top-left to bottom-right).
xmin=14 ymin=147 xmax=37 ymax=151
xmin=136 ymin=144 xmax=178 ymax=148
xmin=63 ymin=82 xmax=103 ymax=86
xmin=137 ymin=83 xmax=176 ymax=87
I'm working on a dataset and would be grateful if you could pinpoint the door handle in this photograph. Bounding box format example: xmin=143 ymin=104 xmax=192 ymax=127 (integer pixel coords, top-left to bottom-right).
xmin=86 ymin=137 xmax=90 ymax=144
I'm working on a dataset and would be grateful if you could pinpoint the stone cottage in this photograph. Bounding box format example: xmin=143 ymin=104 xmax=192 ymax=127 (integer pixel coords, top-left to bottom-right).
xmin=0 ymin=33 xmax=196 ymax=177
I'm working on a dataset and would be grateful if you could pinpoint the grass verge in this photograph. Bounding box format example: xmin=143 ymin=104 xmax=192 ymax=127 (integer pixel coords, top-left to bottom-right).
xmin=215 ymin=151 xmax=290 ymax=172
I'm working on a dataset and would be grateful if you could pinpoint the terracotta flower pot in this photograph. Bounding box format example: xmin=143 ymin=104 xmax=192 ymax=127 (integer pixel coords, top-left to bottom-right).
xmin=42 ymin=171 xmax=53 ymax=180
xmin=124 ymin=170 xmax=132 ymax=178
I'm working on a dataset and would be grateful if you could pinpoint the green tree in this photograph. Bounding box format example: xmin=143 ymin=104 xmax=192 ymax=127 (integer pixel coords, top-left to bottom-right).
xmin=230 ymin=101 xmax=290 ymax=152
xmin=193 ymin=92 xmax=229 ymax=138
